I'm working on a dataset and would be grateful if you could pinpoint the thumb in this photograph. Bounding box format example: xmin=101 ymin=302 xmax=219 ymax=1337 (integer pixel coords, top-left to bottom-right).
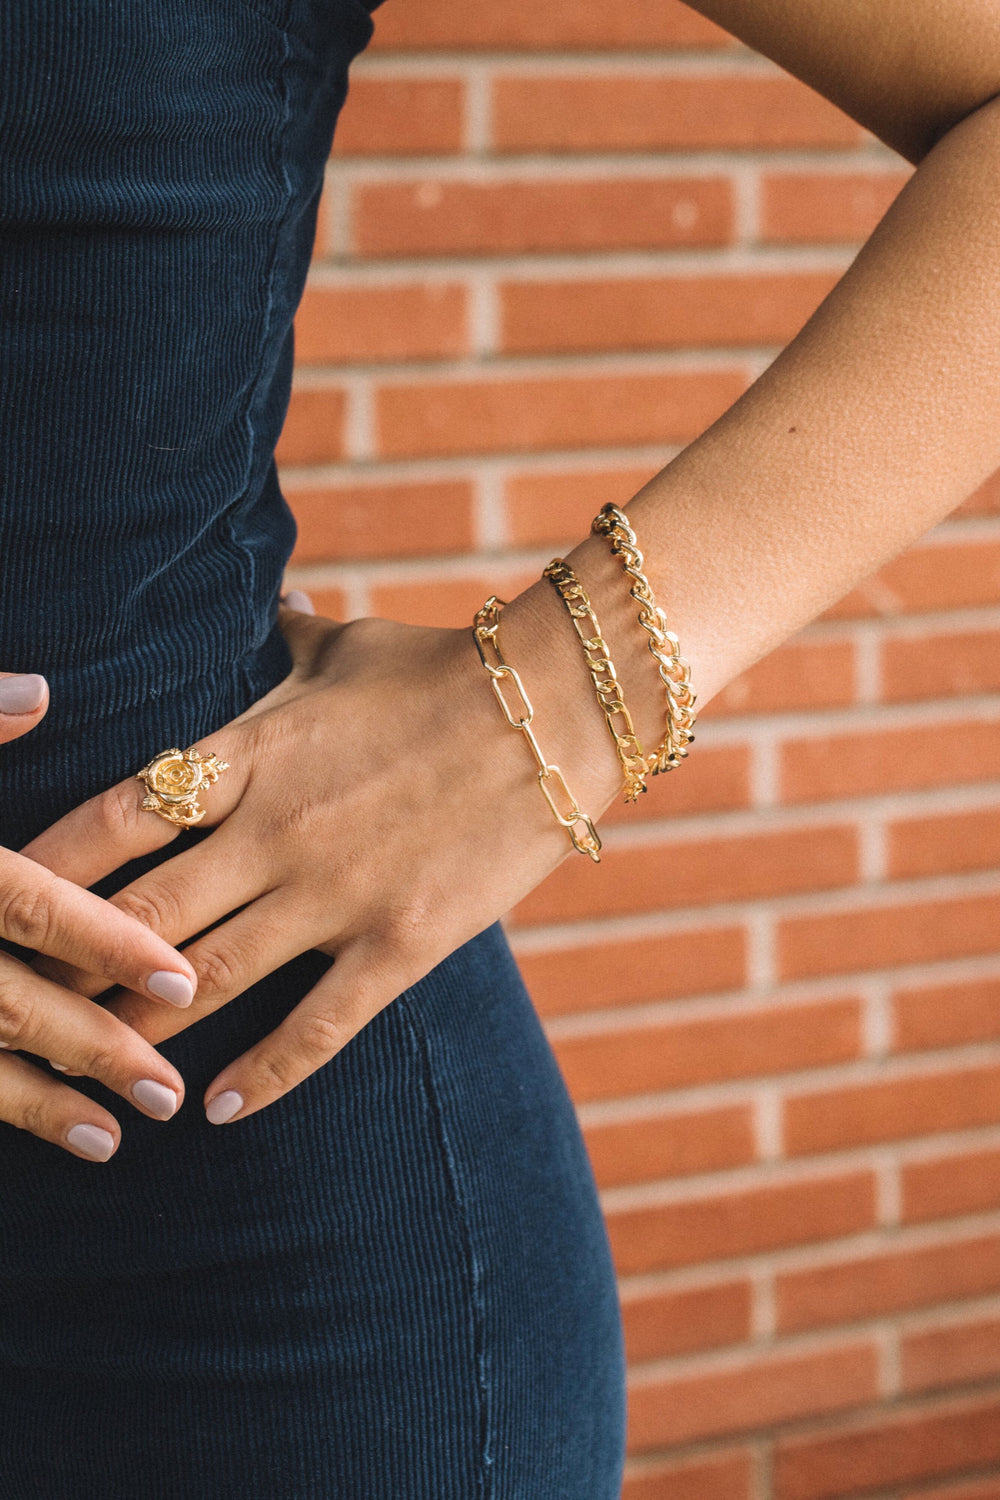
xmin=0 ymin=674 xmax=49 ymax=745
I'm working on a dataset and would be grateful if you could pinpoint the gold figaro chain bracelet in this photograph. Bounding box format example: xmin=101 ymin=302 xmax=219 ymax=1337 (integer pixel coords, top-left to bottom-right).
xmin=542 ymin=557 xmax=649 ymax=804
xmin=472 ymin=596 xmax=602 ymax=862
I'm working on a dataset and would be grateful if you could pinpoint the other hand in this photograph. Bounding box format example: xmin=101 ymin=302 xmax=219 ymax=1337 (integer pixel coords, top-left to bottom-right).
xmin=0 ymin=671 xmax=200 ymax=1161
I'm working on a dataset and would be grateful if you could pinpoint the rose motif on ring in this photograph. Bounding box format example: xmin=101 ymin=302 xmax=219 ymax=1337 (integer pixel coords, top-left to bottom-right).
xmin=136 ymin=746 xmax=230 ymax=827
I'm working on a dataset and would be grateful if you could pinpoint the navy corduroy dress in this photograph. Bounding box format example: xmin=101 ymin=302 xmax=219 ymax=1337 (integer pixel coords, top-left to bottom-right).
xmin=0 ymin=3 xmax=626 ymax=1495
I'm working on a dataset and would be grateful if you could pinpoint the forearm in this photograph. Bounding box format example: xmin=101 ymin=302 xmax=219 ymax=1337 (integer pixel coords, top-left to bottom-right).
xmin=503 ymin=94 xmax=1000 ymax=818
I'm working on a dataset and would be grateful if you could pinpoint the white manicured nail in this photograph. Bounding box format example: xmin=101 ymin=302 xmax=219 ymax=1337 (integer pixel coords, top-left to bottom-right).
xmin=132 ymin=1079 xmax=179 ymax=1120
xmin=283 ymin=589 xmax=315 ymax=614
xmin=205 ymin=1090 xmax=243 ymax=1125
xmin=66 ymin=1124 xmax=115 ymax=1161
xmin=0 ymin=674 xmax=46 ymax=713
xmin=147 ymin=971 xmax=194 ymax=1007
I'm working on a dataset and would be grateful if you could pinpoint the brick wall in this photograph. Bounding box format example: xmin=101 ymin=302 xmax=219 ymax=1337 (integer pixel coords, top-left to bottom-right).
xmin=278 ymin=1 xmax=1000 ymax=1494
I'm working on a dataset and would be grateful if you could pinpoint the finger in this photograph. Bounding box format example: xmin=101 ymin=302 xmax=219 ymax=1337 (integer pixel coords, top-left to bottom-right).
xmin=18 ymin=729 xmax=248 ymax=890
xmin=106 ymin=889 xmax=315 ymax=1047
xmin=33 ymin=821 xmax=269 ymax=1003
xmin=0 ymin=1050 xmax=121 ymax=1161
xmin=0 ymin=674 xmax=48 ymax=744
xmin=202 ymin=941 xmax=416 ymax=1124
xmin=1 ymin=849 xmax=199 ymax=1009
xmin=0 ymin=955 xmax=185 ymax=1123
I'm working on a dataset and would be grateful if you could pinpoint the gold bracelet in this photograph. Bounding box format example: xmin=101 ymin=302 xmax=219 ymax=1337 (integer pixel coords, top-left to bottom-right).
xmin=472 ymin=596 xmax=602 ymax=862
xmin=591 ymin=501 xmax=697 ymax=774
xmin=542 ymin=558 xmax=649 ymax=804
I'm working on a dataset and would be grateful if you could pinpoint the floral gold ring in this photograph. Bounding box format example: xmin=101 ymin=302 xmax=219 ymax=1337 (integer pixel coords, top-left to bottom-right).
xmin=136 ymin=746 xmax=230 ymax=828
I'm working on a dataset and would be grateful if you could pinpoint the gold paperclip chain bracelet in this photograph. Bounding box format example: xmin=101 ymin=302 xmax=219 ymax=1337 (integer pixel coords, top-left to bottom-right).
xmin=472 ymin=596 xmax=602 ymax=862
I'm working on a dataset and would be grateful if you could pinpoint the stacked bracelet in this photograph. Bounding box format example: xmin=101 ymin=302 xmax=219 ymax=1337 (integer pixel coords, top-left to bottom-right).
xmin=542 ymin=557 xmax=649 ymax=804
xmin=591 ymin=501 xmax=697 ymax=774
xmin=472 ymin=596 xmax=602 ymax=863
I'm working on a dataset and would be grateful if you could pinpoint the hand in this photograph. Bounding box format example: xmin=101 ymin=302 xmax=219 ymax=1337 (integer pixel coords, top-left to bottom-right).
xmin=0 ymin=672 xmax=201 ymax=1161
xmin=20 ymin=591 xmax=612 ymax=1128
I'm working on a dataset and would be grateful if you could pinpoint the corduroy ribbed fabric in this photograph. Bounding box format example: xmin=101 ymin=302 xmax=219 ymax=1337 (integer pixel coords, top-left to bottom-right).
xmin=0 ymin=3 xmax=627 ymax=1496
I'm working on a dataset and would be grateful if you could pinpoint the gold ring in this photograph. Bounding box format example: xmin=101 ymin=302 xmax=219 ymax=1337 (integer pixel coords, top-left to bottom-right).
xmin=136 ymin=746 xmax=230 ymax=828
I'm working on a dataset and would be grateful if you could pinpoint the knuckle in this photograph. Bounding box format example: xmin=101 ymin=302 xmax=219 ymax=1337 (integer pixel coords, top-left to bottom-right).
xmin=97 ymin=781 xmax=148 ymax=842
xmin=0 ymin=881 xmax=54 ymax=952
xmin=0 ymin=982 xmax=31 ymax=1046
xmin=77 ymin=1042 xmax=122 ymax=1086
xmin=297 ymin=1010 xmax=347 ymax=1061
xmin=253 ymin=1049 xmax=299 ymax=1093
xmin=18 ymin=1094 xmax=48 ymax=1141
xmin=193 ymin=947 xmax=239 ymax=1001
xmin=113 ymin=886 xmax=170 ymax=937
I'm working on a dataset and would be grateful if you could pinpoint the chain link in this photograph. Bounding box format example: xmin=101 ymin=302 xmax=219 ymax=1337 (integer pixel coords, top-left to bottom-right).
xmin=591 ymin=502 xmax=697 ymax=774
xmin=472 ymin=597 xmax=602 ymax=862
xmin=543 ymin=558 xmax=650 ymax=803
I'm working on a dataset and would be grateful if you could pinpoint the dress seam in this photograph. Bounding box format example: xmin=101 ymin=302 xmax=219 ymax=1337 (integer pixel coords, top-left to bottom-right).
xmin=402 ymin=1003 xmax=494 ymax=1499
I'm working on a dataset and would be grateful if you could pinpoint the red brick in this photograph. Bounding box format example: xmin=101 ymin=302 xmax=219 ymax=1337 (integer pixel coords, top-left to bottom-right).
xmin=600 ymin=744 xmax=752 ymax=823
xmin=821 ymin=536 xmax=1000 ymax=619
xmin=784 ymin=1062 xmax=1000 ymax=1157
xmin=493 ymin=74 xmax=864 ymax=154
xmin=776 ymin=1234 xmax=1000 ymax=1333
xmin=773 ymin=1392 xmax=1000 ymax=1499
xmin=332 ymin=76 xmax=464 ymax=157
xmin=902 ymin=1481 xmax=1000 ymax=1500
xmin=512 ymin=824 xmax=858 ymax=928
xmin=629 ymin=1341 xmax=878 ymax=1452
xmin=514 ymin=924 xmax=747 ymax=1019
xmin=585 ymin=1103 xmax=755 ymax=1188
xmin=778 ymin=891 xmax=1000 ymax=982
xmin=275 ymin=386 xmax=347 ymax=465
xmin=369 ymin=0 xmax=731 ymax=53
xmin=294 ymin=283 xmax=467 ymax=365
xmin=504 ymin=465 xmax=659 ymax=547
xmin=882 ymin=629 xmax=1000 ymax=703
xmin=555 ymin=997 xmax=861 ymax=1105
xmin=902 ymin=1145 xmax=1000 ymax=1225
xmin=903 ymin=1314 xmax=1000 ymax=1394
xmin=287 ymin=480 xmax=474 ymax=563
xmin=780 ymin=718 xmax=1000 ymax=805
xmin=621 ymin=1279 xmax=753 ymax=1364
xmin=501 ymin=271 xmax=838 ymax=356
xmin=622 ymin=1452 xmax=754 ymax=1500
xmin=889 ymin=804 xmax=1000 ymax=881
xmin=761 ymin=170 xmax=912 ymax=244
xmin=894 ymin=974 xmax=1000 ymax=1054
xmin=608 ymin=1171 xmax=876 ymax=1276
xmin=375 ymin=369 xmax=745 ymax=459
xmin=702 ymin=638 xmax=856 ymax=719
xmin=352 ymin=177 xmax=732 ymax=259
xmin=370 ymin=569 xmax=538 ymax=629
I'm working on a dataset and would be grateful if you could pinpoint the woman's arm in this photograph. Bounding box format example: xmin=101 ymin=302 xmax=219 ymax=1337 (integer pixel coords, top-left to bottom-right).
xmin=501 ymin=35 xmax=1000 ymax=815
xmin=684 ymin=0 xmax=1000 ymax=163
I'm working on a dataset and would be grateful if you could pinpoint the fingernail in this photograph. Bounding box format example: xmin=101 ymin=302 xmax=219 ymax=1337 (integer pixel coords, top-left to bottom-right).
xmin=132 ymin=1079 xmax=179 ymax=1121
xmin=206 ymin=1089 xmax=243 ymax=1125
xmin=0 ymin=674 xmax=46 ymax=714
xmin=50 ymin=1061 xmax=68 ymax=1072
xmin=283 ymin=589 xmax=315 ymax=614
xmin=66 ymin=1124 xmax=115 ymax=1161
xmin=147 ymin=971 xmax=194 ymax=1008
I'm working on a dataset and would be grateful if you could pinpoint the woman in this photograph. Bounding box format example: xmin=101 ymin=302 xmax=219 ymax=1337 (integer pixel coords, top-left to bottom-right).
xmin=1 ymin=0 xmax=998 ymax=1494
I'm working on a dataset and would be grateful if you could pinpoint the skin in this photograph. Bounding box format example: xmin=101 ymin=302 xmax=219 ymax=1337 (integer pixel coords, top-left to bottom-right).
xmin=6 ymin=0 xmax=1000 ymax=1156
